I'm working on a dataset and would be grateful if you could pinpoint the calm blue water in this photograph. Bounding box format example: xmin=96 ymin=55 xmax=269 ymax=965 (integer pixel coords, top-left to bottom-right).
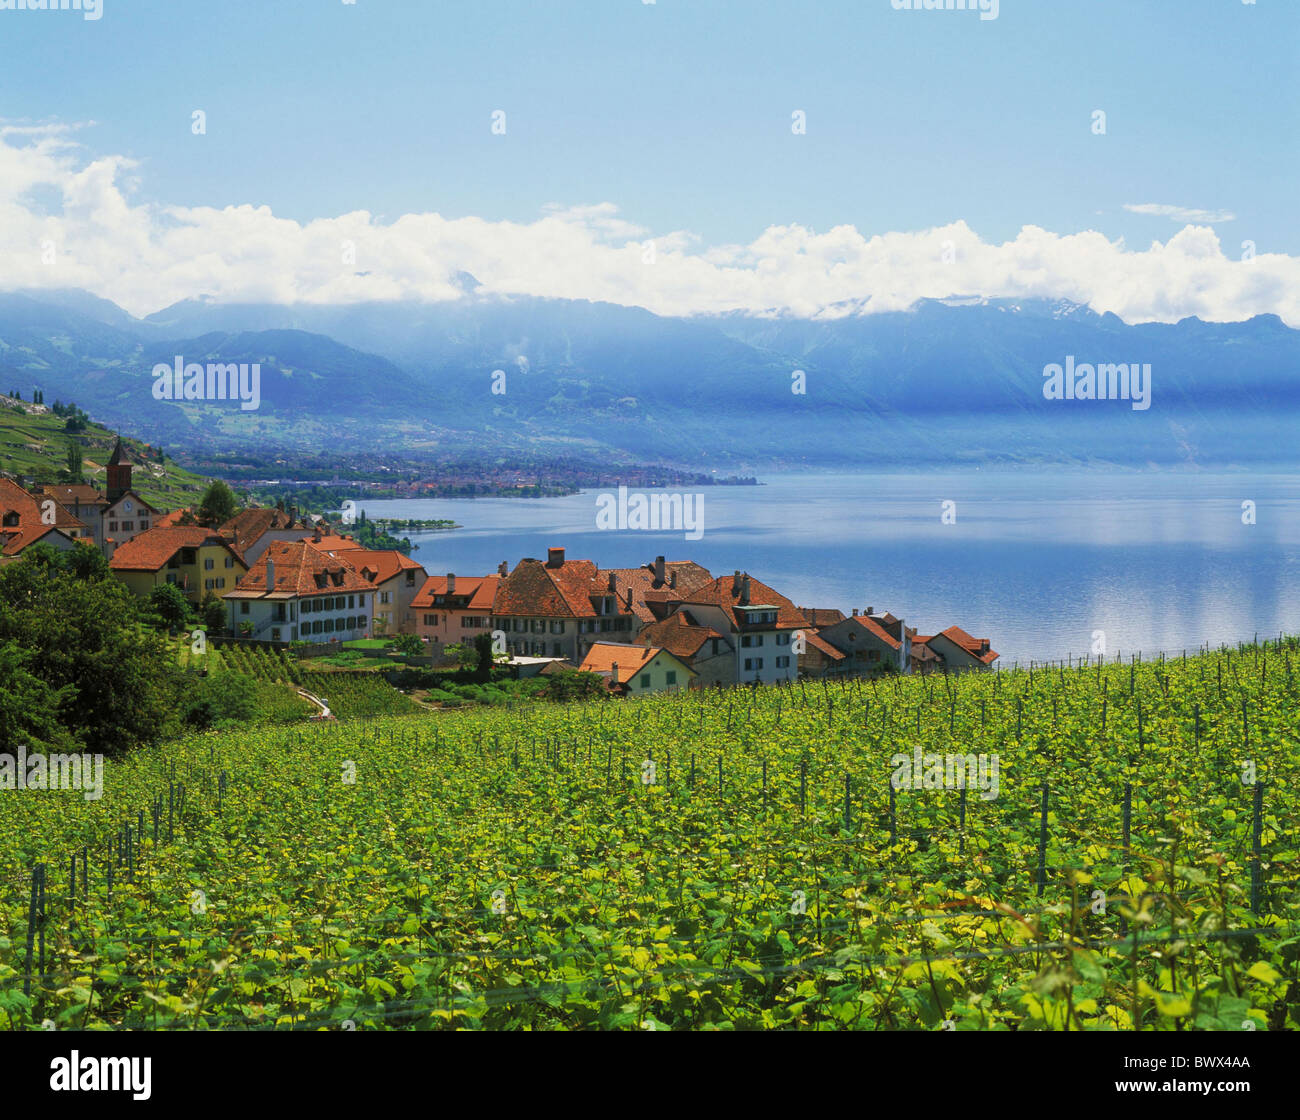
xmin=356 ymin=471 xmax=1300 ymax=666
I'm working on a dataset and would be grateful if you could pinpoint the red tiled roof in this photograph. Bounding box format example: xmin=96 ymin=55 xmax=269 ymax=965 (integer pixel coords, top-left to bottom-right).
xmin=318 ymin=547 xmax=425 ymax=586
xmin=225 ymin=540 xmax=373 ymax=599
xmin=937 ymin=625 xmax=999 ymax=665
xmin=412 ymin=574 xmax=499 ymax=611
xmin=153 ymin=509 xmax=193 ymax=528
xmin=678 ymin=572 xmax=805 ymax=631
xmin=636 ymin=612 xmax=727 ymax=661
xmin=578 ymin=641 xmax=694 ymax=680
xmin=494 ymin=556 xmax=613 ymax=619
xmin=108 ymin=526 xmax=245 ymax=572
xmin=802 ymin=630 xmax=846 ymax=660
xmin=306 ymin=533 xmax=363 ymax=551
xmin=34 ymin=483 xmax=107 ymax=508
xmin=799 ymin=607 xmax=847 ymax=628
xmin=0 ymin=478 xmax=87 ymax=535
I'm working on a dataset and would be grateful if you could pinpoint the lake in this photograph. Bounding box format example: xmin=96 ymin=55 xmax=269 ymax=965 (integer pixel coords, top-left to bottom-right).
xmin=355 ymin=471 xmax=1300 ymax=666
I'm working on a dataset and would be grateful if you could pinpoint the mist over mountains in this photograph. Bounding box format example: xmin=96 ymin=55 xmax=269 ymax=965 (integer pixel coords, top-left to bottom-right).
xmin=2 ymin=286 xmax=1296 ymax=470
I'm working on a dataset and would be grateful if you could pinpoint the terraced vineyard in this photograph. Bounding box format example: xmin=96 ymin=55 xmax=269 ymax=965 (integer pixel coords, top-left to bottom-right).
xmin=1 ymin=643 xmax=1296 ymax=1030
xmin=213 ymin=643 xmax=419 ymax=719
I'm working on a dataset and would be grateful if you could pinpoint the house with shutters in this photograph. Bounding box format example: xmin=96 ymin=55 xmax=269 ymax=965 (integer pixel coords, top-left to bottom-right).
xmin=307 ymin=542 xmax=426 ymax=635
xmin=491 ymin=548 xmax=643 ymax=662
xmin=0 ymin=477 xmax=84 ymax=560
xmin=32 ymin=437 xmax=162 ymax=551
xmin=924 ymin=625 xmax=999 ymax=671
xmin=577 ymin=641 xmax=696 ymax=694
xmin=814 ymin=607 xmax=912 ymax=676
xmin=662 ymin=570 xmax=804 ymax=685
xmin=633 ymin=611 xmax=735 ymax=686
xmin=219 ymin=506 xmax=314 ymax=566
xmin=223 ymin=539 xmax=374 ymax=643
xmin=108 ymin=526 xmax=248 ymax=603
xmin=413 ymin=573 xmax=500 ymax=651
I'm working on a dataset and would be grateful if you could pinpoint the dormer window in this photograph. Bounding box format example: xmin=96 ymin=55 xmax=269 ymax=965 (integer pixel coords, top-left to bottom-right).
xmin=1 ymin=511 xmax=18 ymax=528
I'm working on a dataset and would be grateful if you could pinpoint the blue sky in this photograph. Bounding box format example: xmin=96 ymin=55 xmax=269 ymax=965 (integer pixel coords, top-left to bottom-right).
xmin=1 ymin=0 xmax=1297 ymax=320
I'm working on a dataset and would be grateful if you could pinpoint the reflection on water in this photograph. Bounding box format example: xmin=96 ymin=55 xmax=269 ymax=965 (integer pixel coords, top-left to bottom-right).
xmin=356 ymin=471 xmax=1300 ymax=665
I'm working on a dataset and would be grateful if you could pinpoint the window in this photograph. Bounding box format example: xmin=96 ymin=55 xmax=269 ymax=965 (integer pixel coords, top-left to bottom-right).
xmin=204 ymin=579 xmax=214 ymax=590
xmin=325 ymin=618 xmax=335 ymax=633
xmin=312 ymin=620 xmax=322 ymax=635
xmin=108 ymin=521 xmax=118 ymax=532
xmin=348 ymin=595 xmax=355 ymax=609
xmin=121 ymin=521 xmax=134 ymax=532
xmin=381 ymin=592 xmax=391 ymax=605
xmin=639 ymin=675 xmax=650 ymax=689
xmin=271 ymin=628 xmax=281 ymax=642
xmin=744 ymin=658 xmax=753 ymax=671
xmin=776 ymin=633 xmax=791 ymax=646
xmin=868 ymin=650 xmax=880 ymax=662
xmin=776 ymin=656 xmax=790 ymax=668
xmin=141 ymin=520 xmax=150 ymax=530
xmin=424 ymin=614 xmax=437 ymax=626
xmin=204 ymin=558 xmax=214 ymax=570
xmin=240 ymin=602 xmax=250 ymax=615
xmin=666 ymin=671 xmax=676 ymax=685
xmin=224 ymin=556 xmax=234 ymax=568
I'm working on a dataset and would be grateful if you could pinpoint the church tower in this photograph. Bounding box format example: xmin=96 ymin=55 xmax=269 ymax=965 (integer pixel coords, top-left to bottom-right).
xmin=106 ymin=436 xmax=132 ymax=503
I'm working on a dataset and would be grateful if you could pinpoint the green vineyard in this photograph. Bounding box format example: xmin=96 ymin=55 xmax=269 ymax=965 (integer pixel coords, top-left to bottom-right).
xmin=1 ymin=642 xmax=1296 ymax=1030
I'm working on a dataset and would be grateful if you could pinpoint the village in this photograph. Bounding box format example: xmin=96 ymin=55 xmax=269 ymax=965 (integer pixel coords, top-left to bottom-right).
xmin=0 ymin=438 xmax=998 ymax=694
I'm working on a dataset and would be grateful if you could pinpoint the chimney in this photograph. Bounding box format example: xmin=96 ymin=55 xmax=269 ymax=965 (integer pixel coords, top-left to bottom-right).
xmin=899 ymin=617 xmax=908 ymax=673
xmin=740 ymin=574 xmax=751 ymax=606
xmin=610 ymin=662 xmax=619 ymax=686
xmin=670 ymin=570 xmax=677 ymax=589
xmin=732 ymin=570 xmax=741 ymax=596
xmin=654 ymin=555 xmax=666 ymax=586
xmin=498 ymin=560 xmax=509 ymax=577
xmin=865 ymin=606 xmax=874 ymax=616
xmin=266 ymin=559 xmax=275 ymax=591
xmin=852 ymin=608 xmax=859 ymax=617
xmin=547 ymin=547 xmax=565 ymax=568
xmin=446 ymin=573 xmax=456 ymax=596
xmin=608 ymin=571 xmax=617 ymax=592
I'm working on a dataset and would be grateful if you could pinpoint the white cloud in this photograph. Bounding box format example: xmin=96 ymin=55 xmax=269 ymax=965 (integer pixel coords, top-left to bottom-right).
xmin=1123 ymin=203 xmax=1237 ymax=224
xmin=2 ymin=125 xmax=1296 ymax=327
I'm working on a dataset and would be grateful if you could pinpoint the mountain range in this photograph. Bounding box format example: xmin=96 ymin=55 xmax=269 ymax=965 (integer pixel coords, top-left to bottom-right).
xmin=1 ymin=286 xmax=1296 ymax=470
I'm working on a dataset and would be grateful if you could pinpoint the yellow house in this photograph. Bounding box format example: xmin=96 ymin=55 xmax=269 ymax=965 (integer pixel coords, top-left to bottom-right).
xmin=109 ymin=526 xmax=247 ymax=604
xmin=578 ymin=641 xmax=696 ymax=693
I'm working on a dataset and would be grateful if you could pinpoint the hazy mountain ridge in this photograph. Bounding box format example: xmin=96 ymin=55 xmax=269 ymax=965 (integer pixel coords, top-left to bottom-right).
xmin=0 ymin=289 xmax=1296 ymax=468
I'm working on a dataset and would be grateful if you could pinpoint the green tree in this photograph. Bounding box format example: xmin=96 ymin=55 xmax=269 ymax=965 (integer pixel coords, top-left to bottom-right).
xmin=147 ymin=583 xmax=191 ymax=629
xmin=200 ymin=593 xmax=228 ymax=634
xmin=0 ymin=552 xmax=179 ymax=753
xmin=391 ymin=632 xmax=425 ymax=656
xmin=0 ymin=641 xmax=80 ymax=749
xmin=197 ymin=480 xmax=238 ymax=527
xmin=472 ymin=631 xmax=497 ymax=682
xmin=64 ymin=440 xmax=85 ymax=484
xmin=65 ymin=542 xmax=110 ymax=581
